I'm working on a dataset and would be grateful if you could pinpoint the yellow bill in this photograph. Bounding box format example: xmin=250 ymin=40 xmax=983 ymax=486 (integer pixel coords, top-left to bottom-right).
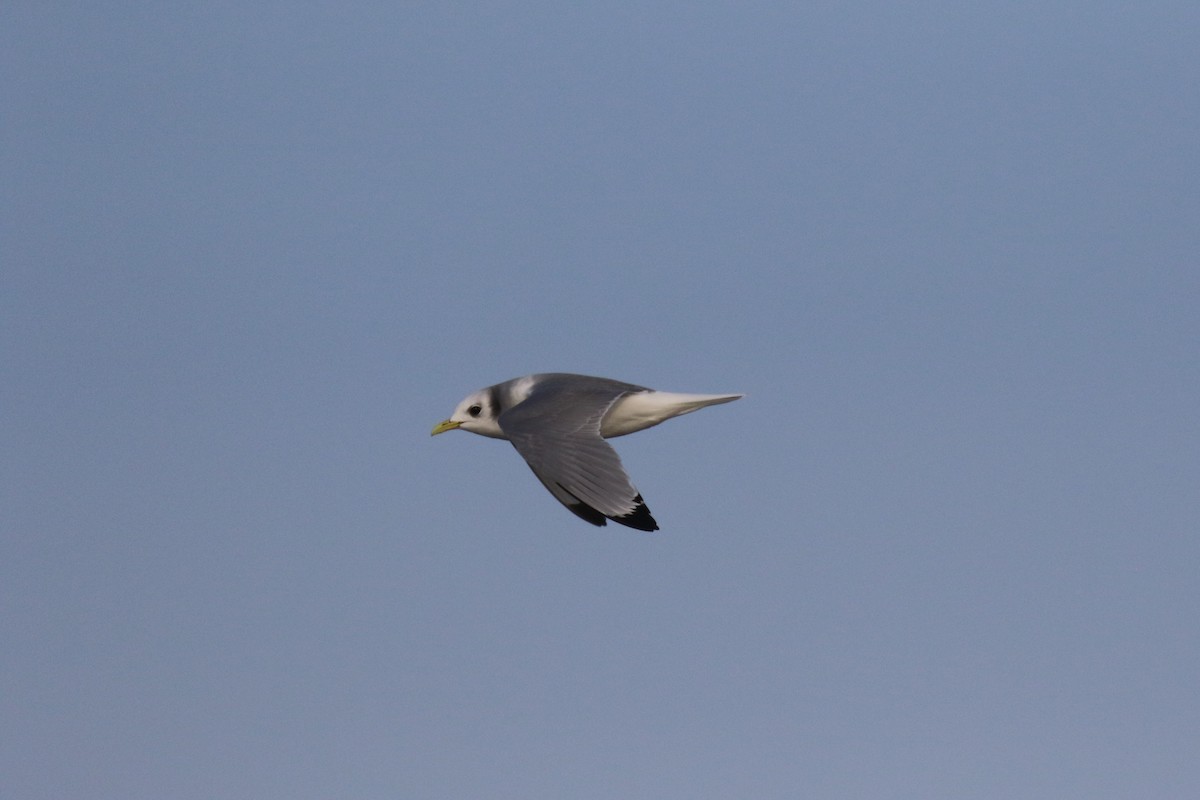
xmin=430 ymin=419 xmax=462 ymax=436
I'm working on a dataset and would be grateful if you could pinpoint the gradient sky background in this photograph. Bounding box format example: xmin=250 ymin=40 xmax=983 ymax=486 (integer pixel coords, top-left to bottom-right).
xmin=3 ymin=4 xmax=1198 ymax=798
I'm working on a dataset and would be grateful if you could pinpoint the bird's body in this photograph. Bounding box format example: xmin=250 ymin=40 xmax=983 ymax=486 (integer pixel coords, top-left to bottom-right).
xmin=431 ymin=373 xmax=742 ymax=531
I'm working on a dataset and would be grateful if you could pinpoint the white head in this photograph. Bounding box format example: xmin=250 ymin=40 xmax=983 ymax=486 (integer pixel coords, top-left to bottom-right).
xmin=430 ymin=387 xmax=506 ymax=439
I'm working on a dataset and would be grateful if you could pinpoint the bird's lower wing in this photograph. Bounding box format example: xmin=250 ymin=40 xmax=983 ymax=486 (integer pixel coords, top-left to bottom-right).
xmin=500 ymin=389 xmax=659 ymax=531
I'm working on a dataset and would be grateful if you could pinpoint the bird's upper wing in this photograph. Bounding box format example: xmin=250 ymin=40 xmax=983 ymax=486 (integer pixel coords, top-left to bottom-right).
xmin=498 ymin=377 xmax=658 ymax=531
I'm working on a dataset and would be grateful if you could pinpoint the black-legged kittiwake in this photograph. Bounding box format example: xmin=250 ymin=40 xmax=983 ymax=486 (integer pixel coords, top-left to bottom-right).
xmin=431 ymin=373 xmax=742 ymax=531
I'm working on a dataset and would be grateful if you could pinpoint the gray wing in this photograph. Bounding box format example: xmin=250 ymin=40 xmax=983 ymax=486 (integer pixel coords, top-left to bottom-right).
xmin=498 ymin=378 xmax=658 ymax=531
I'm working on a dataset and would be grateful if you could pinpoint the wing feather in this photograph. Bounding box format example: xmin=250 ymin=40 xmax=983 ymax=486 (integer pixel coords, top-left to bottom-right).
xmin=498 ymin=378 xmax=658 ymax=531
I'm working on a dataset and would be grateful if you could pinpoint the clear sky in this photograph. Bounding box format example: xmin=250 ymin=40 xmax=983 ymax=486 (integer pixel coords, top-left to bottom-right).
xmin=3 ymin=3 xmax=1198 ymax=798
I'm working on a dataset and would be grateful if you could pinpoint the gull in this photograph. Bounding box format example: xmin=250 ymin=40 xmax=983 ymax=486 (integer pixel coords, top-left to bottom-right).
xmin=431 ymin=373 xmax=742 ymax=531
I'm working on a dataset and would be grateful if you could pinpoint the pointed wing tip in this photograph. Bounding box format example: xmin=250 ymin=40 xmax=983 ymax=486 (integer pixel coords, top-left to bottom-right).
xmin=567 ymin=495 xmax=659 ymax=531
xmin=612 ymin=495 xmax=659 ymax=532
xmin=553 ymin=485 xmax=658 ymax=532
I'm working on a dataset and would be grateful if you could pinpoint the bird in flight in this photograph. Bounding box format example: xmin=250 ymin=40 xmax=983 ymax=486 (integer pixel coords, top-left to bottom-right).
xmin=432 ymin=373 xmax=742 ymax=530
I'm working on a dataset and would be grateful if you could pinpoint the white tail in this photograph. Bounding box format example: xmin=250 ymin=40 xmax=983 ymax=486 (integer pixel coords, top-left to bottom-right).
xmin=601 ymin=391 xmax=743 ymax=438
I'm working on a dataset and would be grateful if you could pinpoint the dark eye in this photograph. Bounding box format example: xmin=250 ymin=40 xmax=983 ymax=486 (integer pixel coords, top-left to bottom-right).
xmin=467 ymin=404 xmax=482 ymax=417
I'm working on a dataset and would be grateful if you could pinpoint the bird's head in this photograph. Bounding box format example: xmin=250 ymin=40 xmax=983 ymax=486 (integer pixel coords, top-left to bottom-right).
xmin=431 ymin=389 xmax=505 ymax=438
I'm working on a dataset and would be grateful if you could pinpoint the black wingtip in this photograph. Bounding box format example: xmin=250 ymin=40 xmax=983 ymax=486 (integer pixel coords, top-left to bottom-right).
xmin=611 ymin=494 xmax=659 ymax=532
xmin=553 ymin=484 xmax=658 ymax=531
xmin=563 ymin=499 xmax=608 ymax=527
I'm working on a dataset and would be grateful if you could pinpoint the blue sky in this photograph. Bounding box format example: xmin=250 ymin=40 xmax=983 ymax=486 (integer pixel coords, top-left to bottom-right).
xmin=3 ymin=3 xmax=1198 ymax=798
